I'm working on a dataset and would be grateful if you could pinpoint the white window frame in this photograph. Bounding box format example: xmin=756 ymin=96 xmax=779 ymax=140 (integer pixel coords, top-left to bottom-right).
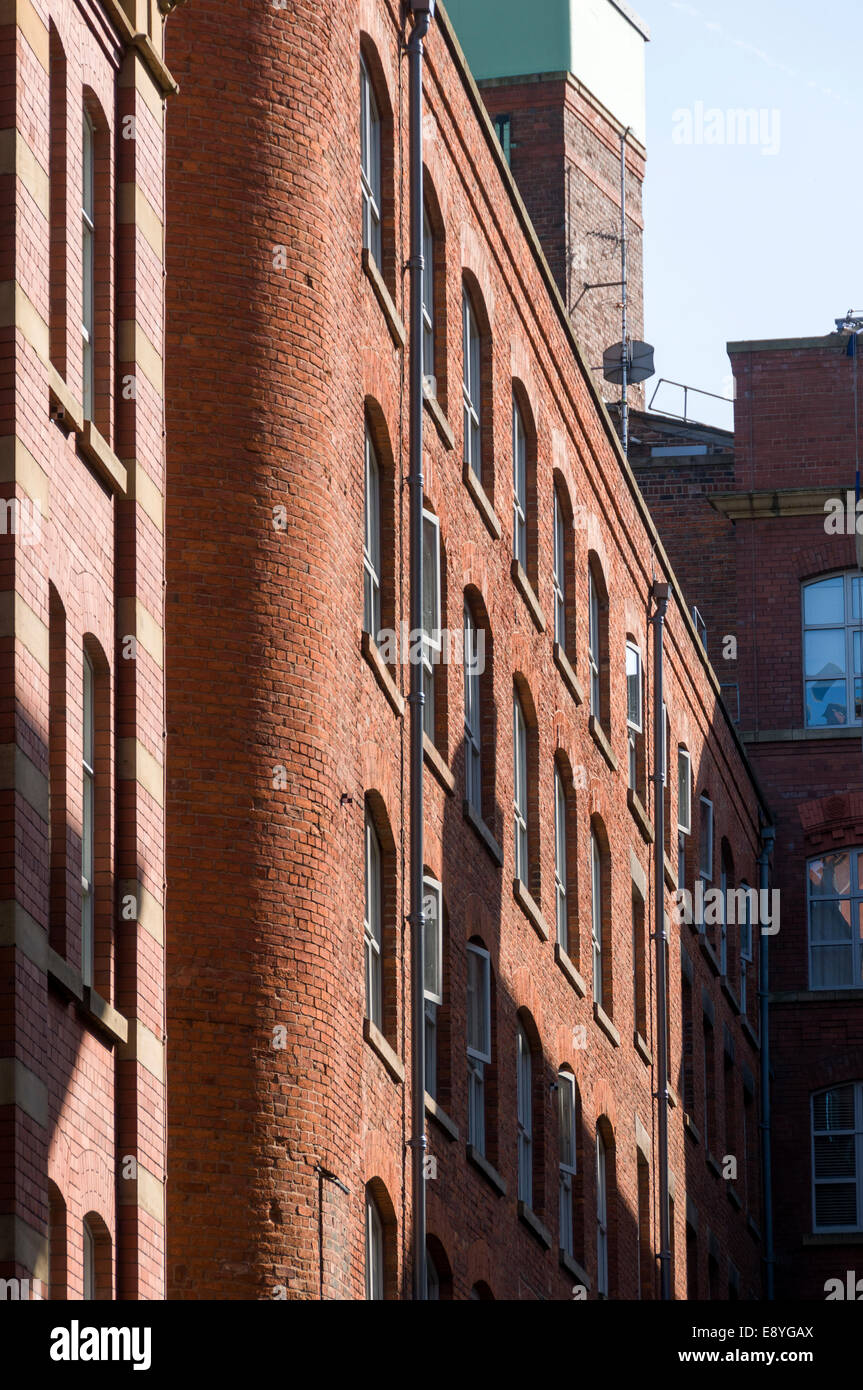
xmin=82 ymin=1219 xmax=95 ymax=1301
xmin=517 ymin=1024 xmax=533 ymax=1207
xmin=360 ymin=57 xmax=382 ymax=264
xmin=422 ymin=204 xmax=435 ymax=391
xmin=699 ymin=795 xmax=714 ymax=882
xmin=626 ymin=642 xmax=642 ymax=791
xmin=554 ymin=764 xmax=568 ymax=951
xmin=462 ymin=289 xmax=482 ymax=480
xmin=82 ymin=651 xmax=95 ymax=988
xmin=464 ymin=603 xmax=482 ymax=813
xmin=811 ymin=1082 xmax=863 ymax=1233
xmin=422 ymin=509 xmax=441 ymax=741
xmin=558 ymin=1071 xmax=577 ymax=1256
xmin=364 ymin=809 xmax=382 ymax=1028
xmin=802 ymin=572 xmax=863 ymax=729
xmin=467 ymin=943 xmax=491 ymax=1155
xmin=365 ymin=1190 xmax=384 ymax=1299
xmin=588 ymin=567 xmax=601 ymax=720
xmin=553 ymin=487 xmax=566 ymax=648
xmin=82 ymin=108 xmax=95 ymax=421
xmin=363 ymin=425 xmax=381 ymax=641
xmin=512 ymin=396 xmax=527 ymax=569
xmin=807 ymin=848 xmax=863 ymax=990
xmin=423 ymin=874 xmax=443 ymax=1007
xmin=596 ymin=1130 xmax=609 ymax=1297
xmin=591 ymin=830 xmax=603 ymax=1008
xmin=513 ymin=692 xmax=528 ymax=884
xmin=677 ymin=748 xmax=692 ymax=834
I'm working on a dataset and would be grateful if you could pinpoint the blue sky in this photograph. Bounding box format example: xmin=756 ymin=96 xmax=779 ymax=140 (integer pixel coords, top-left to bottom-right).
xmin=635 ymin=0 xmax=862 ymax=427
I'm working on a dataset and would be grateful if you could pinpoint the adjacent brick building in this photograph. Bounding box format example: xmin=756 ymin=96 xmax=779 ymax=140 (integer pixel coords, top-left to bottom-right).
xmin=0 ymin=0 xmax=171 ymax=1299
xmin=163 ymin=0 xmax=769 ymax=1300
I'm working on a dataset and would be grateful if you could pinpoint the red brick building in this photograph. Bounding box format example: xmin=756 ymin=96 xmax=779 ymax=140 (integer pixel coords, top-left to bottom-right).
xmin=632 ymin=331 xmax=863 ymax=1302
xmin=163 ymin=0 xmax=769 ymax=1300
xmin=0 ymin=0 xmax=171 ymax=1299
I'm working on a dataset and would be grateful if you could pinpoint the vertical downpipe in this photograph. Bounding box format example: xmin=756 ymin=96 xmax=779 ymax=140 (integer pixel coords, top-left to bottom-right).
xmin=651 ymin=580 xmax=671 ymax=1298
xmin=758 ymin=822 xmax=775 ymax=1300
xmin=620 ymin=128 xmax=630 ymax=455
xmin=407 ymin=0 xmax=434 ymax=1302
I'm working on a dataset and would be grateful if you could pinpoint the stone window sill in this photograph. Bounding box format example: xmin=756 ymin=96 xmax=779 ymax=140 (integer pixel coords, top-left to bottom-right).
xmin=518 ymin=1200 xmax=552 ymax=1249
xmin=684 ymin=1112 xmax=701 ymax=1144
xmin=554 ymin=943 xmax=586 ymax=997
xmin=423 ymin=385 xmax=455 ymax=450
xmin=513 ymin=877 xmax=549 ymax=941
xmin=553 ymin=643 xmax=584 ymax=705
xmin=361 ymin=248 xmax=406 ymax=349
xmin=49 ymin=365 xmax=127 ymax=495
xmin=361 ymin=631 xmax=405 ymax=717
xmin=560 ymin=1249 xmax=591 ymax=1290
xmin=425 ymin=1092 xmax=459 ymax=1142
xmin=463 ymin=798 xmax=504 ymax=866
xmin=627 ymin=788 xmax=654 ymax=844
xmin=47 ymin=947 xmax=128 ymax=1044
xmin=463 ymin=462 xmax=501 ymax=540
xmin=727 ymin=1184 xmax=742 ymax=1211
xmin=510 ymin=559 xmax=546 ymax=633
xmin=363 ymin=1017 xmax=405 ymax=1083
xmin=634 ymin=1030 xmax=652 ymax=1066
xmin=720 ymin=976 xmax=741 ymax=1014
xmin=663 ymin=853 xmax=677 ymax=891
xmin=593 ymin=1001 xmax=620 ymax=1048
xmin=802 ymin=1231 xmax=863 ymax=1247
xmin=699 ymin=934 xmax=721 ymax=976
xmin=741 ymin=1017 xmax=760 ymax=1050
xmin=706 ymin=1150 xmax=722 ymax=1178
xmin=466 ymin=1144 xmax=506 ymax=1197
xmin=423 ymin=733 xmax=455 ymax=794
xmin=667 ymin=1082 xmax=679 ymax=1109
xmin=588 ymin=715 xmax=618 ymax=772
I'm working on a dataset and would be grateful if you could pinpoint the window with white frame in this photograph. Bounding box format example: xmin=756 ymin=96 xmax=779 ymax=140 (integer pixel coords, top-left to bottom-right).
xmin=739 ymin=881 xmax=753 ymax=1012
xmin=677 ymin=747 xmax=691 ymax=889
xmin=591 ymin=829 xmax=603 ymax=1008
xmin=82 ymin=1219 xmax=95 ymax=1301
xmin=812 ymin=1082 xmax=863 ymax=1231
xmin=517 ymin=1024 xmax=532 ymax=1206
xmin=462 ymin=289 xmax=482 ymax=480
xmin=626 ymin=642 xmax=642 ymax=791
xmin=699 ymin=796 xmax=713 ymax=882
xmin=553 ymin=487 xmax=566 ymax=648
xmin=467 ymin=943 xmax=491 ymax=1155
xmin=359 ymin=57 xmax=382 ymax=264
xmin=422 ymin=509 xmax=441 ymax=741
xmin=363 ymin=426 xmax=381 ymax=641
xmin=422 ymin=205 xmax=435 ymax=390
xmin=464 ymin=603 xmax=482 ymax=812
xmin=596 ymin=1130 xmax=609 ymax=1297
xmin=365 ymin=1189 xmax=384 ymax=1299
xmin=554 ymin=764 xmax=568 ymax=951
xmin=588 ymin=567 xmax=601 ymax=719
xmin=558 ymin=1071 xmax=577 ymax=1257
xmin=802 ymin=573 xmax=863 ymax=728
xmin=512 ymin=396 xmax=527 ymax=569
xmin=81 ymin=108 xmax=95 ymax=421
xmin=423 ymin=874 xmax=443 ymax=1099
xmin=513 ymin=692 xmax=528 ymax=884
xmin=808 ymin=849 xmax=863 ymax=989
xmin=364 ymin=809 xmax=382 ymax=1027
xmin=81 ymin=651 xmax=94 ymax=988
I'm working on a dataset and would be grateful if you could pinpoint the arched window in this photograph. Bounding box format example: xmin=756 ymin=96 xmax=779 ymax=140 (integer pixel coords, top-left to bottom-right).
xmin=588 ymin=556 xmax=609 ymax=729
xmin=625 ymin=639 xmax=643 ymax=795
xmin=467 ymin=939 xmax=492 ymax=1158
xmin=802 ymin=572 xmax=863 ymax=727
xmin=421 ymin=507 xmax=442 ymax=743
xmin=464 ymin=601 xmax=482 ymax=811
xmin=360 ymin=55 xmax=382 ymax=265
xmin=365 ymin=1187 xmax=384 ymax=1299
xmin=81 ymin=650 xmax=95 ymax=987
xmin=462 ymin=286 xmax=482 ymax=481
xmin=516 ymin=1022 xmax=533 ymax=1206
xmin=590 ymin=821 xmax=612 ymax=1014
xmin=596 ymin=1128 xmax=609 ymax=1297
xmin=81 ymin=1213 xmax=110 ymax=1299
xmin=422 ymin=204 xmax=435 ymax=386
xmin=554 ymin=763 xmax=568 ymax=951
xmin=363 ymin=423 xmax=381 ymax=641
xmin=47 ymin=1183 xmax=67 ymax=1300
xmin=720 ymin=841 xmax=734 ymax=977
xmin=425 ymin=1237 xmax=453 ymax=1300
xmin=82 ymin=1218 xmax=95 ymax=1300
xmin=677 ymin=746 xmax=691 ymax=890
xmin=558 ymin=1070 xmax=578 ymax=1257
xmin=423 ymin=871 xmax=444 ymax=1101
xmin=364 ymin=805 xmax=382 ymax=1028
xmin=552 ymin=484 xmax=568 ymax=651
xmin=49 ymin=25 xmax=67 ymax=374
xmin=81 ymin=107 xmax=95 ymax=419
xmin=812 ymin=1082 xmax=863 ymax=1231
xmin=513 ymin=690 xmax=528 ymax=884
xmin=808 ymin=849 xmax=863 ymax=989
xmin=512 ymin=394 xmax=527 ymax=569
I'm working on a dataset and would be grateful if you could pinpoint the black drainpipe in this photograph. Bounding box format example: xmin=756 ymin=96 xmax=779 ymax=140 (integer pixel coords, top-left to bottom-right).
xmin=758 ymin=821 xmax=776 ymax=1300
xmin=651 ymin=580 xmax=671 ymax=1298
xmin=407 ymin=0 xmax=435 ymax=1303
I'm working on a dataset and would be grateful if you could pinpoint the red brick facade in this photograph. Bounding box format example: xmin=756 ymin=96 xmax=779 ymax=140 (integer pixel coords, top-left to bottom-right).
xmin=0 ymin=0 xmax=169 ymax=1299
xmin=163 ymin=0 xmax=766 ymax=1300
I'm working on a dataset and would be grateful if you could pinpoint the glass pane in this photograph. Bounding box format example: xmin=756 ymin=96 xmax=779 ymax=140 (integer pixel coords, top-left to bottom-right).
xmin=804 ymin=628 xmax=845 ymax=680
xmin=809 ymin=853 xmax=852 ymax=898
xmin=806 ymin=679 xmax=848 ymax=727
xmin=813 ymin=1084 xmax=855 ymax=1131
xmin=810 ymin=900 xmax=853 ymax=943
xmin=423 ymin=882 xmax=441 ymax=1000
xmin=804 ymin=575 xmax=844 ymax=626
xmin=814 ymin=1135 xmax=856 ymax=1178
xmin=422 ymin=515 xmax=439 ymax=641
xmin=811 ymin=944 xmax=854 ymax=988
xmin=852 ymin=576 xmax=863 ymax=621
xmin=815 ymin=1183 xmax=857 ymax=1227
xmin=82 ymin=774 xmax=93 ymax=882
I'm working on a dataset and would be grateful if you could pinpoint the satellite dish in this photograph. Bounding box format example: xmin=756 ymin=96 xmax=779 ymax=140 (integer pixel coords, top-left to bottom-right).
xmin=603 ymin=341 xmax=655 ymax=385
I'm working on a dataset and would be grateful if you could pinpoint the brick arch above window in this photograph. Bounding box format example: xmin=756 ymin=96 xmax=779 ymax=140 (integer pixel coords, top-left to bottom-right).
xmin=460 ymin=224 xmax=496 ymax=328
